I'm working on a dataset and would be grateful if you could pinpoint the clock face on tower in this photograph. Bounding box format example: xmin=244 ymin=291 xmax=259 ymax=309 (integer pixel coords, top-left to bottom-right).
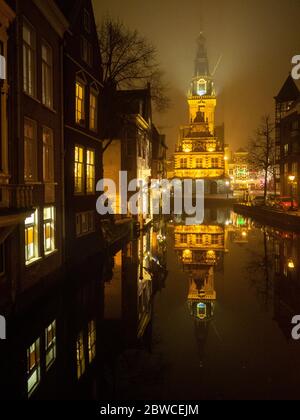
xmin=197 ymin=79 xmax=207 ymax=96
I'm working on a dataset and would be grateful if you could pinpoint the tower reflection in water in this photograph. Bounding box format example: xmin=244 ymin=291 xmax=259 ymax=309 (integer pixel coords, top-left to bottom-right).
xmin=172 ymin=207 xmax=229 ymax=362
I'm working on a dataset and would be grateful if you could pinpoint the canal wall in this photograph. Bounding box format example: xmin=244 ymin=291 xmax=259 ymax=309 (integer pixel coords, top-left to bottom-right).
xmin=234 ymin=204 xmax=300 ymax=232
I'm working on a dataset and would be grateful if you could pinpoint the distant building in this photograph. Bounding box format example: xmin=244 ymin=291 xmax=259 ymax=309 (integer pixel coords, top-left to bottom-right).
xmin=103 ymin=87 xmax=153 ymax=220
xmin=172 ymin=34 xmax=229 ymax=196
xmin=228 ymin=148 xmax=250 ymax=189
xmin=275 ymin=75 xmax=300 ymax=201
xmin=151 ymin=126 xmax=167 ymax=181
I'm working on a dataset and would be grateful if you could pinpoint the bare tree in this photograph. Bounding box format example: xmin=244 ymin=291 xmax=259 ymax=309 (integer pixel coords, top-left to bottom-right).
xmin=98 ymin=16 xmax=170 ymax=112
xmin=248 ymin=115 xmax=275 ymax=202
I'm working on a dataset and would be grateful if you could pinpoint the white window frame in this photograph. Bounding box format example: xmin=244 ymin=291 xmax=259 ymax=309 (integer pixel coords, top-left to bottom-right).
xmin=74 ymin=145 xmax=85 ymax=194
xmin=25 ymin=209 xmax=39 ymax=265
xmin=23 ymin=19 xmax=36 ymax=97
xmin=45 ymin=320 xmax=56 ymax=370
xmin=75 ymin=80 xmax=86 ymax=126
xmin=27 ymin=338 xmax=41 ymax=397
xmin=41 ymin=40 xmax=53 ymax=108
xmin=86 ymin=149 xmax=95 ymax=194
xmin=43 ymin=206 xmax=56 ymax=255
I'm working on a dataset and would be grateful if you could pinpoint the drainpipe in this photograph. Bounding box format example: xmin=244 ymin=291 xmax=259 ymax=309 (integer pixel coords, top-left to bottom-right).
xmin=60 ymin=39 xmax=66 ymax=265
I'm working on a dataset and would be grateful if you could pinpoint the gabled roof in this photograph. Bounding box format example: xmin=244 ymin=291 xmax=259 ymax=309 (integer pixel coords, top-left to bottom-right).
xmin=275 ymin=75 xmax=300 ymax=103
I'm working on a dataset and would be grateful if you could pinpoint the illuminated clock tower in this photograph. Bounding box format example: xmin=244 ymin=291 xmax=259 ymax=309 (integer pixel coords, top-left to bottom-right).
xmin=188 ymin=33 xmax=216 ymax=134
xmin=174 ymin=34 xmax=229 ymax=196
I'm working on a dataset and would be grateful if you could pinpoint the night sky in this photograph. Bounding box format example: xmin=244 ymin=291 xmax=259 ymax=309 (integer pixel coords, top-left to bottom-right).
xmin=93 ymin=0 xmax=300 ymax=155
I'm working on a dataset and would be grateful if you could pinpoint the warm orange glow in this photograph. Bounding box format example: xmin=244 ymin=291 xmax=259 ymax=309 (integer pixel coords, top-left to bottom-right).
xmin=288 ymin=259 xmax=295 ymax=269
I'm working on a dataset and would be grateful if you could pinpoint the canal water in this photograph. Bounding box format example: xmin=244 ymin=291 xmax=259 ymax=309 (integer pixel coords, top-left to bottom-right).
xmin=2 ymin=206 xmax=300 ymax=400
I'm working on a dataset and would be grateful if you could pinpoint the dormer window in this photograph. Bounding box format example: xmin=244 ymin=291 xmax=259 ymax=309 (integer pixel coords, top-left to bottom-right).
xmin=197 ymin=79 xmax=207 ymax=96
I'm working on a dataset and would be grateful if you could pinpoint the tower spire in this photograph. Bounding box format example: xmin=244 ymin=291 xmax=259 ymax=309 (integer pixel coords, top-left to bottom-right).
xmin=195 ymin=32 xmax=210 ymax=77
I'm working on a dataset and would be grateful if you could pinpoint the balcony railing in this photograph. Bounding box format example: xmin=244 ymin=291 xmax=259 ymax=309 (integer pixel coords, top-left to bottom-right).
xmin=0 ymin=184 xmax=34 ymax=212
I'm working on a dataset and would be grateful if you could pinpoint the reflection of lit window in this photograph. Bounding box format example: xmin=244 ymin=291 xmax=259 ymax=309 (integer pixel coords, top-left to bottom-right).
xmin=27 ymin=338 xmax=40 ymax=397
xmin=43 ymin=207 xmax=55 ymax=254
xmin=45 ymin=320 xmax=56 ymax=370
xmin=75 ymin=81 xmax=85 ymax=125
xmin=88 ymin=320 xmax=96 ymax=364
xmin=86 ymin=149 xmax=95 ymax=194
xmin=25 ymin=210 xmax=39 ymax=265
xmin=76 ymin=332 xmax=85 ymax=379
xmin=74 ymin=146 xmax=84 ymax=194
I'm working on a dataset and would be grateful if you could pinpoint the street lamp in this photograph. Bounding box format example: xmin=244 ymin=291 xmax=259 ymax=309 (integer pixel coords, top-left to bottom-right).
xmin=288 ymin=175 xmax=296 ymax=210
xmin=225 ymin=181 xmax=230 ymax=199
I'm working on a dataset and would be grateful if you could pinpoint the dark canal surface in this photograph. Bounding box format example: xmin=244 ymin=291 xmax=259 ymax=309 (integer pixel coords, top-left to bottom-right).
xmin=2 ymin=206 xmax=300 ymax=400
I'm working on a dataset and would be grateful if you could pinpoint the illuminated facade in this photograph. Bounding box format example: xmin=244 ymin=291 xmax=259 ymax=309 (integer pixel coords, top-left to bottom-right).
xmin=173 ymin=34 xmax=229 ymax=195
xmin=103 ymin=88 xmax=153 ymax=219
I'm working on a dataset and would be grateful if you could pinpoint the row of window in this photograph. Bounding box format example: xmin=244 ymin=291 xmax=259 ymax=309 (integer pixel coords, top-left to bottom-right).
xmin=23 ymin=20 xmax=99 ymax=132
xmin=178 ymin=234 xmax=224 ymax=246
xmin=23 ymin=20 xmax=53 ymax=107
xmin=74 ymin=146 xmax=95 ymax=194
xmin=75 ymin=80 xmax=99 ymax=131
xmin=27 ymin=318 xmax=96 ymax=397
xmin=178 ymin=157 xmax=224 ymax=169
xmin=77 ymin=320 xmax=96 ymax=380
xmin=25 ymin=207 xmax=56 ymax=265
xmin=27 ymin=320 xmax=56 ymax=397
xmin=24 ymin=118 xmax=54 ymax=183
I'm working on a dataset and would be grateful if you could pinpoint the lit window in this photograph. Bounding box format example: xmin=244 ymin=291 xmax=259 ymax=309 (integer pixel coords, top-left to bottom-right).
xmin=89 ymin=92 xmax=98 ymax=131
xmin=43 ymin=207 xmax=55 ymax=254
xmin=76 ymin=211 xmax=95 ymax=237
xmin=24 ymin=119 xmax=37 ymax=182
xmin=23 ymin=21 xmax=36 ymax=96
xmin=83 ymin=9 xmax=91 ymax=33
xmin=74 ymin=146 xmax=84 ymax=194
xmin=75 ymin=81 xmax=85 ymax=125
xmin=81 ymin=37 xmax=93 ymax=67
xmin=284 ymin=144 xmax=289 ymax=156
xmin=43 ymin=127 xmax=54 ymax=183
xmin=25 ymin=210 xmax=39 ymax=265
xmin=42 ymin=42 xmax=53 ymax=108
xmin=86 ymin=149 xmax=95 ymax=194
xmin=76 ymin=332 xmax=85 ymax=379
xmin=180 ymin=158 xmax=188 ymax=169
xmin=27 ymin=338 xmax=40 ymax=397
xmin=196 ymin=234 xmax=202 ymax=245
xmin=45 ymin=320 xmax=56 ymax=370
xmin=88 ymin=320 xmax=96 ymax=363
xmin=196 ymin=158 xmax=203 ymax=168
